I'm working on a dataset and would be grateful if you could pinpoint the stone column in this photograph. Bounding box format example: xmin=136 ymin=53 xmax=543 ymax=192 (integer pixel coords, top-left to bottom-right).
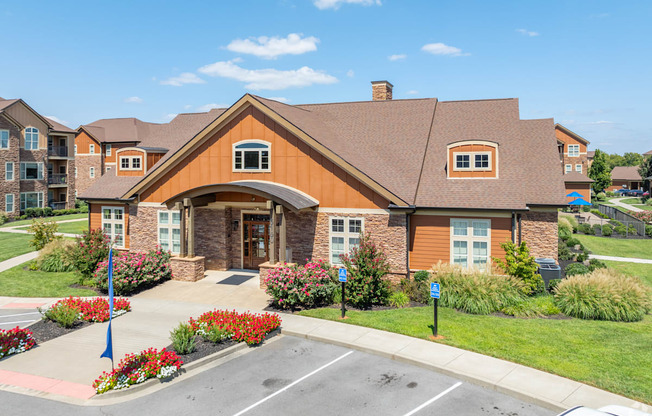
xmin=277 ymin=205 xmax=286 ymax=263
xmin=176 ymin=201 xmax=187 ymax=258
xmin=185 ymin=198 xmax=195 ymax=258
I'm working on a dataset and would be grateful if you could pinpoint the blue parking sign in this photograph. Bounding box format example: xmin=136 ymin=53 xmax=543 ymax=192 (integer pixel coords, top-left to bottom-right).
xmin=430 ymin=282 xmax=440 ymax=299
xmin=338 ymin=268 xmax=347 ymax=282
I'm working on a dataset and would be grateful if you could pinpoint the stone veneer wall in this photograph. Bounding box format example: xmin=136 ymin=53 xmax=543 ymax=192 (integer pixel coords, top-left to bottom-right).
xmin=169 ymin=256 xmax=205 ymax=282
xmin=128 ymin=204 xmax=161 ymax=251
xmin=195 ymin=207 xmax=232 ymax=270
xmin=19 ymin=148 xmax=48 ymax=209
xmin=0 ymin=118 xmax=21 ymax=217
xmin=521 ymin=210 xmax=558 ymax=260
xmin=74 ymin=154 xmax=101 ymax=196
xmin=66 ymin=158 xmax=76 ymax=208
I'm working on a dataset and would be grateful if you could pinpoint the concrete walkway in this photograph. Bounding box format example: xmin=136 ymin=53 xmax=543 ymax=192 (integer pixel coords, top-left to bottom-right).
xmin=0 ymin=252 xmax=39 ymax=273
xmin=0 ymin=271 xmax=649 ymax=413
xmin=589 ymin=254 xmax=652 ymax=264
xmin=609 ymin=197 xmax=644 ymax=213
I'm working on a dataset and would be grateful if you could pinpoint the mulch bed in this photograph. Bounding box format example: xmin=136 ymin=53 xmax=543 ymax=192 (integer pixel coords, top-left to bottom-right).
xmin=28 ymin=319 xmax=93 ymax=344
xmin=68 ymin=283 xmax=104 ymax=295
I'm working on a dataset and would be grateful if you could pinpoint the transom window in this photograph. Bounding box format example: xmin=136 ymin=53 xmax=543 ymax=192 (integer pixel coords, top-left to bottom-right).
xmin=454 ymin=152 xmax=491 ymax=171
xmin=158 ymin=211 xmax=181 ymax=254
xmin=233 ymin=141 xmax=270 ymax=172
xmin=120 ymin=156 xmax=142 ymax=170
xmin=20 ymin=192 xmax=43 ymax=211
xmin=1 ymin=130 xmax=9 ymax=148
xmin=102 ymin=207 xmax=125 ymax=248
xmin=568 ymin=144 xmax=579 ymax=157
xmin=20 ymin=162 xmax=43 ymax=180
xmin=329 ymin=217 xmax=363 ymax=265
xmin=25 ymin=127 xmax=39 ymax=150
xmin=451 ymin=219 xmax=491 ymax=269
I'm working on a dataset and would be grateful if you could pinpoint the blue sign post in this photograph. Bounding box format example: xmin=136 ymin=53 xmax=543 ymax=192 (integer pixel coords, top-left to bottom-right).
xmin=430 ymin=282 xmax=440 ymax=337
xmin=339 ymin=268 xmax=347 ymax=319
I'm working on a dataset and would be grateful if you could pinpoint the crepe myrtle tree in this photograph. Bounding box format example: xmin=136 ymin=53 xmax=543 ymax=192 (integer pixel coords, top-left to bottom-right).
xmin=589 ymin=149 xmax=612 ymax=193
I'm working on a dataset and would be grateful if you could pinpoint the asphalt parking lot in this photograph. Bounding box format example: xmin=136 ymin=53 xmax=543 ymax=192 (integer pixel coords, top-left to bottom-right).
xmin=0 ymin=335 xmax=555 ymax=416
xmin=0 ymin=308 xmax=41 ymax=331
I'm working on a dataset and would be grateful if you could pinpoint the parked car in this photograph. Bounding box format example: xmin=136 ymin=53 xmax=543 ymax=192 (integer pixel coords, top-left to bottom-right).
xmin=614 ymin=189 xmax=629 ymax=196
xmin=557 ymin=405 xmax=651 ymax=416
xmin=625 ymin=189 xmax=644 ymax=197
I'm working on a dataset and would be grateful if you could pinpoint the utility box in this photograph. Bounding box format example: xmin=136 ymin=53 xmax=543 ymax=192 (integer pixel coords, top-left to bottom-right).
xmin=534 ymin=258 xmax=561 ymax=289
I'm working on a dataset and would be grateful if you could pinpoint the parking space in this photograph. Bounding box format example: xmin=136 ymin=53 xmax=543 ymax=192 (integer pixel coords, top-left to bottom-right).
xmin=0 ymin=335 xmax=556 ymax=416
xmin=0 ymin=308 xmax=41 ymax=330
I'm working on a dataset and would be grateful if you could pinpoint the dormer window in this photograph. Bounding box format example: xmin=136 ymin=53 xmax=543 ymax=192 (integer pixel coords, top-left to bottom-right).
xmin=453 ymin=152 xmax=491 ymax=171
xmin=447 ymin=140 xmax=498 ymax=179
xmin=233 ymin=141 xmax=270 ymax=172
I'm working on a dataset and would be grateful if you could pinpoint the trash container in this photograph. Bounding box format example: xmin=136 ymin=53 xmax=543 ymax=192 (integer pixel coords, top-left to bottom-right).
xmin=534 ymin=258 xmax=561 ymax=289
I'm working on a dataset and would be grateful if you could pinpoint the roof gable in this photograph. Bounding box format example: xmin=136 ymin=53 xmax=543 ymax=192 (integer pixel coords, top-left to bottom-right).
xmin=555 ymin=123 xmax=590 ymax=145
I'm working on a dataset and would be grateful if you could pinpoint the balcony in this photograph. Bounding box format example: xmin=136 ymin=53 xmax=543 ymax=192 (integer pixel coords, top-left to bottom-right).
xmin=48 ymin=173 xmax=68 ymax=185
xmin=49 ymin=202 xmax=67 ymax=210
xmin=48 ymin=146 xmax=69 ymax=157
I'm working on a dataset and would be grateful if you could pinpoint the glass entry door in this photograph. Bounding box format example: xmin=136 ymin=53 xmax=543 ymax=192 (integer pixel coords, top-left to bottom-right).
xmin=243 ymin=214 xmax=270 ymax=269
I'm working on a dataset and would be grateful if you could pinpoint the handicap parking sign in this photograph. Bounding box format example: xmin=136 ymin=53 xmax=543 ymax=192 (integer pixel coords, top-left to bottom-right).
xmin=338 ymin=268 xmax=347 ymax=282
xmin=430 ymin=282 xmax=440 ymax=299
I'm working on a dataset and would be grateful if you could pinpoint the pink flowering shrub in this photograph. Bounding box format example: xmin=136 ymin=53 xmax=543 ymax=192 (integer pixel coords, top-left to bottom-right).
xmin=67 ymin=228 xmax=111 ymax=282
xmin=264 ymin=260 xmax=338 ymax=310
xmin=630 ymin=210 xmax=652 ymax=224
xmin=93 ymin=248 xmax=171 ymax=295
xmin=0 ymin=327 xmax=36 ymax=359
xmin=93 ymin=348 xmax=183 ymax=394
xmin=189 ymin=309 xmax=281 ymax=345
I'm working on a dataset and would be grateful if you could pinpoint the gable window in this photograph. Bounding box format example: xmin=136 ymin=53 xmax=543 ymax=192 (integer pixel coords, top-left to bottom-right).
xmin=1 ymin=130 xmax=8 ymax=148
xmin=568 ymin=144 xmax=579 ymax=157
xmin=575 ymin=164 xmax=582 ymax=173
xmin=90 ymin=144 xmax=95 ymax=154
xmin=565 ymin=164 xmax=572 ymax=173
xmin=233 ymin=141 xmax=270 ymax=172
xmin=106 ymin=144 xmax=111 ymax=156
xmin=453 ymin=152 xmax=491 ymax=171
xmin=5 ymin=162 xmax=13 ymax=180
xmin=74 ymin=144 xmax=77 ymax=155
xmin=158 ymin=211 xmax=181 ymax=254
xmin=120 ymin=156 xmax=142 ymax=170
xmin=90 ymin=167 xmax=95 ymax=178
xmin=25 ymin=127 xmax=39 ymax=150
xmin=329 ymin=217 xmax=363 ymax=265
xmin=20 ymin=162 xmax=43 ymax=180
xmin=102 ymin=207 xmax=124 ymax=248
xmin=5 ymin=194 xmax=14 ymax=213
xmin=450 ymin=219 xmax=491 ymax=269
xmin=20 ymin=192 xmax=43 ymax=211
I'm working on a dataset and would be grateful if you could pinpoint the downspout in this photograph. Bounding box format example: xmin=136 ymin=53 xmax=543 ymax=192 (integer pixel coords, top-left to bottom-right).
xmin=511 ymin=211 xmax=516 ymax=243
xmin=518 ymin=213 xmax=522 ymax=245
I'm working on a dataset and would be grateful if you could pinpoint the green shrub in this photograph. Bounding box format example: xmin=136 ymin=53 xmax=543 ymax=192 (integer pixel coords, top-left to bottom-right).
xmin=554 ymin=269 xmax=652 ymax=322
xmin=169 ymin=323 xmax=196 ymax=354
xmin=0 ymin=213 xmax=7 ymax=225
xmin=558 ymin=245 xmax=574 ymax=261
xmin=601 ymin=224 xmax=613 ymax=237
xmin=588 ymin=258 xmax=607 ymax=271
xmin=582 ymin=206 xmax=590 ymax=212
xmin=614 ymin=225 xmax=627 ymax=236
xmin=565 ymin=237 xmax=580 ymax=247
xmin=578 ymin=223 xmax=593 ymax=235
xmin=28 ymin=219 xmax=60 ymax=251
xmin=399 ymin=278 xmax=430 ymax=304
xmin=627 ymin=225 xmax=638 ymax=236
xmin=565 ymin=263 xmax=589 ymax=277
xmin=264 ymin=260 xmax=338 ymax=310
xmin=501 ymin=295 xmax=561 ymax=317
xmin=606 ymin=191 xmax=615 ymax=197
xmin=548 ymin=279 xmax=562 ymax=293
xmin=430 ymin=263 xmax=526 ymax=314
xmin=591 ymin=224 xmax=601 ymax=235
xmin=413 ymin=270 xmax=429 ymax=283
xmin=647 ymin=199 xmax=652 ymax=206
xmin=80 ymin=205 xmax=89 ymax=213
xmin=25 ymin=208 xmax=35 ymax=218
xmin=558 ymin=218 xmax=573 ymax=240
xmin=596 ymin=192 xmax=606 ymax=201
xmin=609 ymin=219 xmax=624 ymax=227
xmin=37 ymin=239 xmax=76 ymax=272
xmin=43 ymin=207 xmax=53 ymax=217
xmin=19 ymin=215 xmax=27 ymax=220
xmin=576 ymin=252 xmax=589 ymax=262
xmin=388 ymin=291 xmax=410 ymax=308
xmin=493 ymin=241 xmax=545 ymax=295
xmin=41 ymin=303 xmax=78 ymax=328
xmin=646 ymin=225 xmax=652 ymax=237
xmin=340 ymin=233 xmax=392 ymax=309
xmin=203 ymin=325 xmax=230 ymax=343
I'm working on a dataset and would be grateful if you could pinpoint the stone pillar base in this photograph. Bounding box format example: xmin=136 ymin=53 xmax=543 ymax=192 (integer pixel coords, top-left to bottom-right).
xmin=170 ymin=256 xmax=206 ymax=282
xmin=259 ymin=261 xmax=296 ymax=289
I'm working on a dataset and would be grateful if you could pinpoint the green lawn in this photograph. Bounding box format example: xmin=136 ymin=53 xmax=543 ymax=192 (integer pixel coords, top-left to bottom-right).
xmin=1 ymin=213 xmax=88 ymax=228
xmin=575 ymin=235 xmax=652 ymax=260
xmin=0 ymin=262 xmax=96 ymax=297
xmin=0 ymin=233 xmax=35 ymax=262
xmin=604 ymin=260 xmax=652 ymax=288
xmin=299 ymin=307 xmax=652 ymax=404
xmin=633 ymin=204 xmax=652 ymax=211
xmin=621 ymin=198 xmax=644 ymax=205
xmin=15 ymin=220 xmax=87 ymax=235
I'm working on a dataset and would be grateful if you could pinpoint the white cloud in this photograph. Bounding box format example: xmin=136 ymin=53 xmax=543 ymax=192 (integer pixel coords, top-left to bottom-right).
xmin=226 ymin=33 xmax=319 ymax=59
xmin=198 ymin=60 xmax=338 ymax=90
xmin=314 ymin=0 xmax=381 ymax=10
xmin=124 ymin=96 xmax=143 ymax=103
xmin=346 ymin=69 xmax=355 ymax=77
xmin=45 ymin=115 xmax=68 ymax=125
xmin=406 ymin=90 xmax=419 ymax=95
xmin=268 ymin=97 xmax=290 ymax=103
xmin=197 ymin=103 xmax=228 ymax=112
xmin=160 ymin=72 xmax=206 ymax=87
xmin=388 ymin=54 xmax=407 ymax=61
xmin=516 ymin=28 xmax=540 ymax=37
xmin=421 ymin=43 xmax=470 ymax=57
xmin=184 ymin=104 xmax=192 ymax=110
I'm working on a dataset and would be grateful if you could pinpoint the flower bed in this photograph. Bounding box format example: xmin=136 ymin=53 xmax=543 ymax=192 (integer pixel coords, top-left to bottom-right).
xmin=0 ymin=327 xmax=36 ymax=359
xmin=93 ymin=348 xmax=182 ymax=394
xmin=46 ymin=296 xmax=131 ymax=323
xmin=189 ymin=310 xmax=282 ymax=345
xmin=93 ymin=248 xmax=172 ymax=295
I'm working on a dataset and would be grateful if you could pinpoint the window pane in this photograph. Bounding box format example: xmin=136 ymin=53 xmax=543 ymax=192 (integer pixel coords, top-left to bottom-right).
xmin=236 ymin=142 xmax=267 ymax=149
xmin=452 ymin=220 xmax=468 ymax=236
xmin=159 ymin=211 xmax=169 ymax=225
xmin=261 ymin=151 xmax=269 ymax=169
xmin=121 ymin=158 xmax=129 ymax=169
xmin=103 ymin=209 xmax=111 ymax=220
xmin=114 ymin=209 xmax=123 ymax=220
xmin=172 ymin=212 xmax=181 ymax=225
xmin=332 ymin=236 xmax=344 ymax=251
xmin=349 ymin=219 xmax=362 ymax=233
xmin=331 ymin=218 xmax=344 ymax=232
xmin=475 ymin=154 xmax=489 ymax=168
xmin=1 ymin=131 xmax=8 ymax=148
xmin=453 ymin=240 xmax=468 ymax=255
xmin=25 ymin=163 xmax=38 ymax=179
xmin=235 ymin=151 xmax=242 ymax=169
xmin=472 ymin=221 xmax=488 ymax=237
xmin=349 ymin=237 xmax=360 ymax=249
xmin=456 ymin=154 xmax=470 ymax=168
xmin=172 ymin=228 xmax=181 ymax=253
xmin=473 ymin=241 xmax=488 ymax=266
xmin=159 ymin=228 xmax=169 ymax=250
xmin=103 ymin=223 xmax=112 ymax=235
xmin=132 ymin=158 xmax=141 ymax=169
xmin=244 ymin=151 xmax=259 ymax=169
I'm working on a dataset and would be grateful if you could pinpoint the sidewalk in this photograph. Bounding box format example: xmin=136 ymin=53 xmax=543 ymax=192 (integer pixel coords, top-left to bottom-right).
xmin=0 ymin=273 xmax=649 ymax=413
xmin=0 ymin=252 xmax=39 ymax=273
xmin=589 ymin=254 xmax=652 ymax=264
xmin=609 ymin=197 xmax=644 ymax=213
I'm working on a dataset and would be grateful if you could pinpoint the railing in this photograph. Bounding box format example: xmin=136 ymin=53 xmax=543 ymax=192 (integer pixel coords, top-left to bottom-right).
xmin=49 ymin=202 xmax=66 ymax=210
xmin=47 ymin=173 xmax=67 ymax=185
xmin=48 ymin=146 xmax=68 ymax=157
xmin=597 ymin=204 xmax=647 ymax=236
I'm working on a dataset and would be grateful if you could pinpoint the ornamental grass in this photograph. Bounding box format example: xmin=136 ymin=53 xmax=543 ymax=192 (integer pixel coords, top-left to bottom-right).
xmin=554 ymin=268 xmax=652 ymax=322
xmin=0 ymin=327 xmax=36 ymax=359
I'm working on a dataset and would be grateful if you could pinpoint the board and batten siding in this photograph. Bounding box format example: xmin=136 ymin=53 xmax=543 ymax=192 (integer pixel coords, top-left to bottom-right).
xmin=75 ymin=131 xmax=101 ymax=154
xmin=139 ymin=106 xmax=390 ymax=209
xmin=4 ymin=104 xmax=49 ymax=149
xmin=409 ymin=214 xmax=512 ymax=271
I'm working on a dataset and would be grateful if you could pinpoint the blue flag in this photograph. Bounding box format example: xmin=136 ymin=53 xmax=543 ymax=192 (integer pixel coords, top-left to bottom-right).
xmin=100 ymin=248 xmax=114 ymax=364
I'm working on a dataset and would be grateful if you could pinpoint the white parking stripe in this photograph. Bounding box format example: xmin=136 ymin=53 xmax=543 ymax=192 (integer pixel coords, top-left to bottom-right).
xmin=402 ymin=381 xmax=463 ymax=416
xmin=232 ymin=350 xmax=354 ymax=416
xmin=0 ymin=320 xmax=37 ymax=326
xmin=0 ymin=312 xmax=41 ymax=319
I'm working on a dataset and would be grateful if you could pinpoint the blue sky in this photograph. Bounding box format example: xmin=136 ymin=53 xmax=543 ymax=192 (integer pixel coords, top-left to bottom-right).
xmin=2 ymin=0 xmax=650 ymax=154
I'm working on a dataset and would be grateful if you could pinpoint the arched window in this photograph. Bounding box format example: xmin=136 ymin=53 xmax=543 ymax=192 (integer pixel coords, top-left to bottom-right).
xmin=233 ymin=141 xmax=270 ymax=172
xmin=25 ymin=127 xmax=39 ymax=150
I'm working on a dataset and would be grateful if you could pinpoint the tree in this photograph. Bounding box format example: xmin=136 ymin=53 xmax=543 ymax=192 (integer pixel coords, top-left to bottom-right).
xmin=589 ymin=149 xmax=612 ymax=193
xmin=623 ymin=152 xmax=643 ymax=167
xmin=639 ymin=156 xmax=652 ymax=195
xmin=606 ymin=153 xmax=625 ymax=170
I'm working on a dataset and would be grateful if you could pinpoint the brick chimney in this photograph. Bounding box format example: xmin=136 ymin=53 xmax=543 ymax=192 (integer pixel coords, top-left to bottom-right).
xmin=371 ymin=80 xmax=393 ymax=101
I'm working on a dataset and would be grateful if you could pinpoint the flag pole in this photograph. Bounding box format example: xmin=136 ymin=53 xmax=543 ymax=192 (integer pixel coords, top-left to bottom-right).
xmin=100 ymin=246 xmax=114 ymax=371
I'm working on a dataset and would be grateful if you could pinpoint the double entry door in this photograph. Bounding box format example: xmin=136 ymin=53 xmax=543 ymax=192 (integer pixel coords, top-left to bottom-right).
xmin=242 ymin=214 xmax=270 ymax=269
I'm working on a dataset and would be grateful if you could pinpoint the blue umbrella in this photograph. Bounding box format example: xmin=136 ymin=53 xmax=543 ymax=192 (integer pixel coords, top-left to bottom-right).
xmin=566 ymin=191 xmax=583 ymax=198
xmin=569 ymin=198 xmax=591 ymax=206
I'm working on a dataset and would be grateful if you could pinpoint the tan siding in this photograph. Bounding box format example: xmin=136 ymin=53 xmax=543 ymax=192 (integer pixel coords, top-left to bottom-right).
xmin=75 ymin=131 xmax=100 ymax=154
xmin=5 ymin=104 xmax=49 ymax=149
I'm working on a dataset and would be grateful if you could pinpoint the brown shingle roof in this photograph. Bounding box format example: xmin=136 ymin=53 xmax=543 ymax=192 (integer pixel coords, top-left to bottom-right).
xmin=44 ymin=117 xmax=75 ymax=133
xmin=564 ymin=171 xmax=594 ymax=183
xmin=78 ymin=169 xmax=141 ymax=200
xmin=644 ymin=149 xmax=652 ymax=156
xmin=611 ymin=166 xmax=642 ymax=181
xmin=81 ymin=118 xmax=159 ymax=143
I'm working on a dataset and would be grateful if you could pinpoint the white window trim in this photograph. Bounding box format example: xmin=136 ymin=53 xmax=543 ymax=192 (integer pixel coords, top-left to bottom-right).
xmin=328 ymin=216 xmax=364 ymax=265
xmin=575 ymin=164 xmax=582 ymax=173
xmin=5 ymin=162 xmax=14 ymax=181
xmin=19 ymin=162 xmax=43 ymax=180
xmin=74 ymin=144 xmax=77 ymax=155
xmin=565 ymin=164 xmax=572 ymax=173
xmin=157 ymin=210 xmax=181 ymax=254
xmin=232 ymin=140 xmax=272 ymax=173
xmin=101 ymin=206 xmax=125 ymax=249
xmin=0 ymin=129 xmax=9 ymax=149
xmin=89 ymin=144 xmax=95 ymax=154
xmin=119 ymin=156 xmax=143 ymax=171
xmin=567 ymin=144 xmax=580 ymax=157
xmin=106 ymin=144 xmax=112 ymax=156
xmin=20 ymin=192 xmax=43 ymax=211
xmin=74 ymin=167 xmax=78 ymax=178
xmin=24 ymin=127 xmax=39 ymax=150
xmin=450 ymin=218 xmax=491 ymax=269
xmin=5 ymin=194 xmax=14 ymax=213
xmin=453 ymin=151 xmax=492 ymax=172
xmin=90 ymin=167 xmax=95 ymax=178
